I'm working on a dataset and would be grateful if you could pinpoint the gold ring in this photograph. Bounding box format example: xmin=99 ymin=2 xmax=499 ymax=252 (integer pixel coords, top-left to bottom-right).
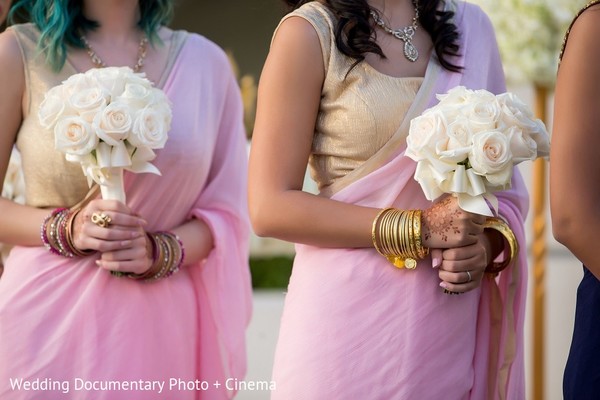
xmin=91 ymin=212 xmax=112 ymax=228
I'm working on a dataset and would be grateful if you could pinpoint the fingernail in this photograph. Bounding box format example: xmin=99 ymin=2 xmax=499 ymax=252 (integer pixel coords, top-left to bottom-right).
xmin=432 ymin=255 xmax=441 ymax=268
xmin=439 ymin=282 xmax=448 ymax=289
xmin=95 ymin=260 xmax=103 ymax=267
xmin=121 ymin=240 xmax=132 ymax=246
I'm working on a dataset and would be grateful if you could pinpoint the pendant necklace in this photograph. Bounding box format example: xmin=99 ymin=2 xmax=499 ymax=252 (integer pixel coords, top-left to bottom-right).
xmin=80 ymin=33 xmax=149 ymax=72
xmin=370 ymin=1 xmax=420 ymax=62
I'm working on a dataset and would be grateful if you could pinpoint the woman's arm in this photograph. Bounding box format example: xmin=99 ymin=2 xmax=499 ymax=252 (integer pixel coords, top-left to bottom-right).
xmin=550 ymin=6 xmax=600 ymax=278
xmin=249 ymin=16 xmax=379 ymax=248
xmin=0 ymin=29 xmax=51 ymax=246
xmin=249 ymin=16 xmax=482 ymax=250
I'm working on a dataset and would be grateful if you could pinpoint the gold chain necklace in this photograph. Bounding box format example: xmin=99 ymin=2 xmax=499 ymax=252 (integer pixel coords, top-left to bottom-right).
xmin=80 ymin=33 xmax=149 ymax=72
xmin=370 ymin=0 xmax=420 ymax=62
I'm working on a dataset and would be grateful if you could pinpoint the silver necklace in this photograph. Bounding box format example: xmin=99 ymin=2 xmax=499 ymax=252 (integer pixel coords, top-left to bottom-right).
xmin=80 ymin=33 xmax=148 ymax=72
xmin=370 ymin=1 xmax=420 ymax=62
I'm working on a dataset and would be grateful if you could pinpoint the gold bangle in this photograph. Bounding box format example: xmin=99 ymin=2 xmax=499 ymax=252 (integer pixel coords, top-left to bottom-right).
xmin=483 ymin=217 xmax=518 ymax=275
xmin=372 ymin=208 xmax=429 ymax=270
xmin=402 ymin=210 xmax=417 ymax=269
xmin=412 ymin=210 xmax=429 ymax=259
xmin=372 ymin=208 xmax=393 ymax=257
xmin=389 ymin=209 xmax=408 ymax=269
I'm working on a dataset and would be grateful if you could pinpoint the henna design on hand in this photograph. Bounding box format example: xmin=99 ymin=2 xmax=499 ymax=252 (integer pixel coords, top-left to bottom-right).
xmin=422 ymin=197 xmax=462 ymax=242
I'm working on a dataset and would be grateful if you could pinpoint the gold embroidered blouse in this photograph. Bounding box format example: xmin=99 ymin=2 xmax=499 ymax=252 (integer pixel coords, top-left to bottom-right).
xmin=277 ymin=2 xmax=423 ymax=195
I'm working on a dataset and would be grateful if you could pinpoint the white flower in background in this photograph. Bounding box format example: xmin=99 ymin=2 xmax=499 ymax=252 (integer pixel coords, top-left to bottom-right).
xmin=406 ymin=86 xmax=550 ymax=216
xmin=469 ymin=0 xmax=586 ymax=87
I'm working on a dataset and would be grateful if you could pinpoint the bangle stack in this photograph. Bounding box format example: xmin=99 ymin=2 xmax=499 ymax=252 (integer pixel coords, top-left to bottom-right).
xmin=116 ymin=231 xmax=185 ymax=282
xmin=372 ymin=208 xmax=429 ymax=269
xmin=41 ymin=208 xmax=96 ymax=257
xmin=483 ymin=217 xmax=518 ymax=275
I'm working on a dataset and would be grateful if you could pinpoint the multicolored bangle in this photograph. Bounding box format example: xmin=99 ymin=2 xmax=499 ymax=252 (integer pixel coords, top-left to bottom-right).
xmin=41 ymin=208 xmax=95 ymax=258
xmin=114 ymin=231 xmax=185 ymax=282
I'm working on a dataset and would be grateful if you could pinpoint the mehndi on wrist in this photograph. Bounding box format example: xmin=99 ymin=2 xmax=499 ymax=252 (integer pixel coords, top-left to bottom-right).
xmin=371 ymin=208 xmax=429 ymax=269
xmin=483 ymin=217 xmax=518 ymax=275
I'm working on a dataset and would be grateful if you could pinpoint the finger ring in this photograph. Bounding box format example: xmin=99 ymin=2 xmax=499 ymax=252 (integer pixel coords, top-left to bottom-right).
xmin=444 ymin=289 xmax=462 ymax=295
xmin=91 ymin=212 xmax=112 ymax=228
xmin=466 ymin=270 xmax=472 ymax=283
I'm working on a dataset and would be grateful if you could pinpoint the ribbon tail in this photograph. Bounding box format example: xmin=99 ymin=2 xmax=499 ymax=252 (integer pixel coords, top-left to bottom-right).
xmin=483 ymin=192 xmax=499 ymax=215
xmin=457 ymin=193 xmax=494 ymax=217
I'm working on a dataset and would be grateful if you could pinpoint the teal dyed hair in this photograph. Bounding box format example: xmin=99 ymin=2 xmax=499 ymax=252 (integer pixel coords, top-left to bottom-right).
xmin=8 ymin=0 xmax=174 ymax=72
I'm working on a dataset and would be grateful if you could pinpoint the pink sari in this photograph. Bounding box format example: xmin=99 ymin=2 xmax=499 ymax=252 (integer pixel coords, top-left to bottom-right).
xmin=271 ymin=2 xmax=528 ymax=399
xmin=0 ymin=31 xmax=251 ymax=400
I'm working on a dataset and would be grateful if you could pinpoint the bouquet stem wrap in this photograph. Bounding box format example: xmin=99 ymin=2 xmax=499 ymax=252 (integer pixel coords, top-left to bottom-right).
xmin=99 ymin=167 xmax=126 ymax=203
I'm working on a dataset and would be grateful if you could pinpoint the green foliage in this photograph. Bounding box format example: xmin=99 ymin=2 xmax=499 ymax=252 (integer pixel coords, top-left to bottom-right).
xmin=250 ymin=256 xmax=293 ymax=289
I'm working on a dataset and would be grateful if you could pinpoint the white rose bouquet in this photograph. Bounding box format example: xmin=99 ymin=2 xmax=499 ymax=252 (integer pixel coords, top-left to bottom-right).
xmin=406 ymin=86 xmax=550 ymax=216
xmin=39 ymin=66 xmax=172 ymax=203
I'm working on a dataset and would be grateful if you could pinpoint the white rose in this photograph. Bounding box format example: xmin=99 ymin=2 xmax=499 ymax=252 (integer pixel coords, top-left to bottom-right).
xmin=54 ymin=116 xmax=98 ymax=155
xmin=86 ymin=67 xmax=149 ymax=97
xmin=120 ymin=83 xmax=154 ymax=109
xmin=496 ymin=94 xmax=550 ymax=158
xmin=69 ymin=87 xmax=109 ymax=122
xmin=61 ymin=73 xmax=96 ymax=97
xmin=498 ymin=99 xmax=538 ymax=132
xmin=507 ymin=126 xmax=538 ymax=163
xmin=436 ymin=86 xmax=471 ymax=106
xmin=92 ymin=101 xmax=133 ymax=146
xmin=39 ymin=87 xmax=70 ymax=129
xmin=437 ymin=116 xmax=473 ymax=163
xmin=469 ymin=130 xmax=513 ymax=187
xmin=406 ymin=111 xmax=448 ymax=161
xmin=467 ymin=93 xmax=501 ymax=132
xmin=130 ymin=103 xmax=170 ymax=149
xmin=527 ymin=118 xmax=550 ymax=158
xmin=497 ymin=92 xmax=533 ymax=118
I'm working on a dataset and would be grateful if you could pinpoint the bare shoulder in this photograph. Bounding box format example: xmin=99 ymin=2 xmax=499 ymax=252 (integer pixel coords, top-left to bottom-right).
xmin=0 ymin=29 xmax=24 ymax=75
xmin=562 ymin=5 xmax=600 ymax=70
xmin=272 ymin=15 xmax=322 ymax=56
xmin=265 ymin=15 xmax=325 ymax=90
xmin=566 ymin=4 xmax=600 ymax=50
xmin=0 ymin=28 xmax=25 ymax=107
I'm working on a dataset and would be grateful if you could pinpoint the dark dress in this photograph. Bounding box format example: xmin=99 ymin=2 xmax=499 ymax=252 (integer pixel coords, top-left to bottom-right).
xmin=563 ymin=266 xmax=600 ymax=399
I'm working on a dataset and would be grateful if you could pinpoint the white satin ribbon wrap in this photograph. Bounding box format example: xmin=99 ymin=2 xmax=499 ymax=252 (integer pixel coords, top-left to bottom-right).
xmin=413 ymin=160 xmax=499 ymax=216
xmin=66 ymin=141 xmax=161 ymax=202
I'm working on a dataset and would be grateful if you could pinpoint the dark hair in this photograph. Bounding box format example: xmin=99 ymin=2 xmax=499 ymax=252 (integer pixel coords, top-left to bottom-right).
xmin=8 ymin=0 xmax=174 ymax=72
xmin=283 ymin=0 xmax=462 ymax=72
